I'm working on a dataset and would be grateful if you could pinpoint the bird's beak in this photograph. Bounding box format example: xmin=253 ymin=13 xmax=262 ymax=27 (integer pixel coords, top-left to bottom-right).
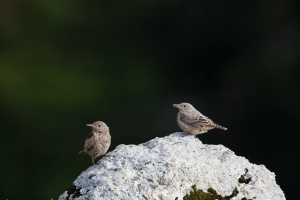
xmin=173 ymin=104 xmax=179 ymax=108
xmin=86 ymin=124 xmax=92 ymax=127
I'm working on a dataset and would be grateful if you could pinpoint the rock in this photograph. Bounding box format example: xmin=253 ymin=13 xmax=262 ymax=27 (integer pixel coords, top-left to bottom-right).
xmin=59 ymin=132 xmax=285 ymax=200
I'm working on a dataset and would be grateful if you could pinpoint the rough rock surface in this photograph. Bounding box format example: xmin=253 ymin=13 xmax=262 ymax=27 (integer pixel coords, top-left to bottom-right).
xmin=59 ymin=132 xmax=285 ymax=200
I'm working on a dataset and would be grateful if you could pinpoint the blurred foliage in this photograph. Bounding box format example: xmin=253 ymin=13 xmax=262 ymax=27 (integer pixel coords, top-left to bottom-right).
xmin=0 ymin=0 xmax=299 ymax=199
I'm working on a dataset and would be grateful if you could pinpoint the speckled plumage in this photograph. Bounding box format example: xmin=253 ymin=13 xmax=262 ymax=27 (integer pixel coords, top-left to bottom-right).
xmin=173 ymin=103 xmax=227 ymax=135
xmin=79 ymin=121 xmax=111 ymax=165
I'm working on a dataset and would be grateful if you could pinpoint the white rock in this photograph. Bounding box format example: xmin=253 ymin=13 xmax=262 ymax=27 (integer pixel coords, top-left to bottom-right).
xmin=59 ymin=132 xmax=285 ymax=200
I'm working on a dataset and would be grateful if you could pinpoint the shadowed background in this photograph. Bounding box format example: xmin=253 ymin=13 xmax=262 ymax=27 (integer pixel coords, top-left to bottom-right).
xmin=0 ymin=0 xmax=299 ymax=199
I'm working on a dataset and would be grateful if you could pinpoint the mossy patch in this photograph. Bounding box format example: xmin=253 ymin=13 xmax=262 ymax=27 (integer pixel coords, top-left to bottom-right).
xmin=183 ymin=168 xmax=253 ymax=200
xmin=183 ymin=185 xmax=238 ymax=200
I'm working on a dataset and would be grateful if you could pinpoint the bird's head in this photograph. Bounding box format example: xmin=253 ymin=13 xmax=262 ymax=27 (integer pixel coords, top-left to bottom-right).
xmin=173 ymin=102 xmax=194 ymax=111
xmin=86 ymin=121 xmax=109 ymax=133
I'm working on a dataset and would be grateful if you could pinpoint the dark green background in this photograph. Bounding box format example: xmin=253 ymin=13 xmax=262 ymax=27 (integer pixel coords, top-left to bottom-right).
xmin=0 ymin=0 xmax=299 ymax=199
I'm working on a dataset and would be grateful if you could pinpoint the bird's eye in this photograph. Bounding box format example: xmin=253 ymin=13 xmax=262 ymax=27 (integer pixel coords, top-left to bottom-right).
xmin=183 ymin=105 xmax=186 ymax=107
xmin=98 ymin=125 xmax=101 ymax=127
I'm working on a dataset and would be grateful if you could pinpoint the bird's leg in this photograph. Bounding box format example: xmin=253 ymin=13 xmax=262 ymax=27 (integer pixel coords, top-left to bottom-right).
xmin=92 ymin=158 xmax=95 ymax=165
xmin=97 ymin=154 xmax=110 ymax=161
xmin=186 ymin=133 xmax=195 ymax=137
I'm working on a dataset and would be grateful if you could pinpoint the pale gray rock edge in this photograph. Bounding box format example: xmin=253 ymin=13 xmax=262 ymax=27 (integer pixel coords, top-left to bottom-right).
xmin=59 ymin=132 xmax=285 ymax=200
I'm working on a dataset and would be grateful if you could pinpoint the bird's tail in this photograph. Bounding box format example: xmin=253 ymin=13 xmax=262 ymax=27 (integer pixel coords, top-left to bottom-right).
xmin=214 ymin=124 xmax=228 ymax=130
xmin=79 ymin=150 xmax=87 ymax=154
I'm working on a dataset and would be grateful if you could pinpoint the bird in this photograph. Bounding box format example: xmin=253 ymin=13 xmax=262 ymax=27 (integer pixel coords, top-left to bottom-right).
xmin=79 ymin=121 xmax=111 ymax=165
xmin=173 ymin=102 xmax=227 ymax=135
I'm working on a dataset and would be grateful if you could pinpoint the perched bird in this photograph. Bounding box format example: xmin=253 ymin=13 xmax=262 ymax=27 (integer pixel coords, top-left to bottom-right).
xmin=79 ymin=121 xmax=111 ymax=165
xmin=173 ymin=102 xmax=227 ymax=135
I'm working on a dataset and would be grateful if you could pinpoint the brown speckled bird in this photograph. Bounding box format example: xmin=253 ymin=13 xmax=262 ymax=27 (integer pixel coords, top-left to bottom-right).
xmin=173 ymin=103 xmax=227 ymax=135
xmin=79 ymin=121 xmax=111 ymax=165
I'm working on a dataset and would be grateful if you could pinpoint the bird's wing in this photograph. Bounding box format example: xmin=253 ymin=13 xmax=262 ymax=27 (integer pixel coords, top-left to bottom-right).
xmin=180 ymin=112 xmax=213 ymax=127
xmin=85 ymin=132 xmax=96 ymax=151
xmin=193 ymin=115 xmax=216 ymax=127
